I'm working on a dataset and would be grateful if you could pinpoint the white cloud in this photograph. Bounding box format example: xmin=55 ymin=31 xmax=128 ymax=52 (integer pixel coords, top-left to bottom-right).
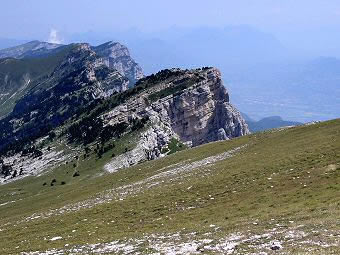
xmin=48 ymin=28 xmax=62 ymax=44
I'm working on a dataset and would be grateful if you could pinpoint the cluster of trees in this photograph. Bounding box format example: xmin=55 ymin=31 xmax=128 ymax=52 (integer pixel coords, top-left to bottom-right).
xmin=68 ymin=113 xmax=149 ymax=148
xmin=45 ymin=178 xmax=67 ymax=187
xmin=94 ymin=143 xmax=115 ymax=158
xmin=148 ymin=75 xmax=204 ymax=102
xmin=1 ymin=163 xmax=12 ymax=177
xmin=68 ymin=115 xmax=129 ymax=145
xmin=135 ymin=69 xmax=184 ymax=88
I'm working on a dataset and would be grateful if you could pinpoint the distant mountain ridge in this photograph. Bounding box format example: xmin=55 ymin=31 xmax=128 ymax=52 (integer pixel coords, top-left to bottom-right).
xmin=67 ymin=27 xmax=340 ymax=122
xmin=0 ymin=40 xmax=144 ymax=84
xmin=0 ymin=43 xmax=130 ymax=153
xmin=242 ymin=113 xmax=302 ymax=132
xmin=0 ymin=40 xmax=248 ymax=184
xmin=0 ymin=40 xmax=144 ymax=118
xmin=0 ymin=40 xmax=63 ymax=59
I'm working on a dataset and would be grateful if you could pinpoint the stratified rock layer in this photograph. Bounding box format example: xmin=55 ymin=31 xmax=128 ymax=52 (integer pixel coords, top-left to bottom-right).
xmin=104 ymin=67 xmax=249 ymax=172
xmin=150 ymin=68 xmax=248 ymax=146
xmin=93 ymin=42 xmax=144 ymax=86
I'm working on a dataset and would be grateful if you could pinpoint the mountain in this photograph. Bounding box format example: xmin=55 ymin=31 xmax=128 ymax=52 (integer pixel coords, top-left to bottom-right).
xmin=0 ymin=44 xmax=129 ymax=118
xmin=0 ymin=38 xmax=338 ymax=255
xmin=69 ymin=27 xmax=340 ymax=122
xmin=0 ymin=40 xmax=63 ymax=59
xmin=3 ymin=28 xmax=340 ymax=123
xmin=0 ymin=41 xmax=144 ymax=118
xmin=0 ymin=41 xmax=145 ymax=85
xmin=242 ymin=114 xmax=302 ymax=132
xmin=0 ymin=41 xmax=248 ymax=182
xmin=0 ymin=50 xmax=70 ymax=117
xmin=0 ymin=43 xmax=130 ymax=155
xmin=93 ymin=41 xmax=144 ymax=85
xmin=0 ymin=117 xmax=338 ymax=254
xmin=0 ymin=62 xmax=248 ymax=180
xmin=101 ymin=67 xmax=249 ymax=171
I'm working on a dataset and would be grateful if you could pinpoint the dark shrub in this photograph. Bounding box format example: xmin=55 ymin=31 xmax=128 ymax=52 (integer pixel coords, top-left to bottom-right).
xmin=11 ymin=170 xmax=17 ymax=178
xmin=73 ymin=171 xmax=80 ymax=177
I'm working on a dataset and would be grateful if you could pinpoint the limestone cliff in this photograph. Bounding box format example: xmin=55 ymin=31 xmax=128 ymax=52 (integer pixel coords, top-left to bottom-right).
xmin=0 ymin=58 xmax=248 ymax=179
xmin=93 ymin=42 xmax=144 ymax=86
xmin=149 ymin=68 xmax=248 ymax=146
xmin=103 ymin=67 xmax=249 ymax=172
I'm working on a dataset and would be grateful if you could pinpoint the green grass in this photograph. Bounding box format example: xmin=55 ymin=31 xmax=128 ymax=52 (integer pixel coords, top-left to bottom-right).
xmin=0 ymin=119 xmax=339 ymax=254
xmin=162 ymin=137 xmax=188 ymax=155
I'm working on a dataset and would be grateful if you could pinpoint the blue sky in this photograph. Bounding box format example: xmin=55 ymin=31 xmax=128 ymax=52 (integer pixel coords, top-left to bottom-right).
xmin=1 ymin=0 xmax=340 ymax=55
xmin=2 ymin=0 xmax=340 ymax=36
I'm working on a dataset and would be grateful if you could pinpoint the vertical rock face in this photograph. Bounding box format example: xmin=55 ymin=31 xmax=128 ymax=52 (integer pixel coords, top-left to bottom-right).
xmin=52 ymin=43 xmax=130 ymax=97
xmin=103 ymin=67 xmax=249 ymax=172
xmin=149 ymin=68 xmax=249 ymax=146
xmin=93 ymin=42 xmax=144 ymax=86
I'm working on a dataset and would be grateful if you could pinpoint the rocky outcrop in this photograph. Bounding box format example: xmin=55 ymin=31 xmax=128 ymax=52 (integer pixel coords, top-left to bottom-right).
xmin=0 ymin=41 xmax=142 ymax=119
xmin=149 ymin=68 xmax=249 ymax=146
xmin=0 ymin=61 xmax=249 ymax=178
xmin=0 ymin=40 xmax=248 ymax=178
xmin=0 ymin=43 xmax=129 ymax=153
xmin=51 ymin=43 xmax=129 ymax=96
xmin=12 ymin=43 xmax=129 ymax=116
xmin=93 ymin=41 xmax=144 ymax=86
xmin=103 ymin=67 xmax=249 ymax=172
xmin=0 ymin=40 xmax=144 ymax=87
xmin=104 ymin=124 xmax=175 ymax=173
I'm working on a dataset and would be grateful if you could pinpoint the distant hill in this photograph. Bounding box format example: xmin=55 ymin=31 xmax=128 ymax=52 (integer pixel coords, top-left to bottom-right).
xmin=243 ymin=115 xmax=302 ymax=132
xmin=122 ymin=25 xmax=287 ymax=74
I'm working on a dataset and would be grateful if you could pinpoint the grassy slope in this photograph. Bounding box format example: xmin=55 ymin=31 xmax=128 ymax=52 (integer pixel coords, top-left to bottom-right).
xmin=0 ymin=119 xmax=339 ymax=254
